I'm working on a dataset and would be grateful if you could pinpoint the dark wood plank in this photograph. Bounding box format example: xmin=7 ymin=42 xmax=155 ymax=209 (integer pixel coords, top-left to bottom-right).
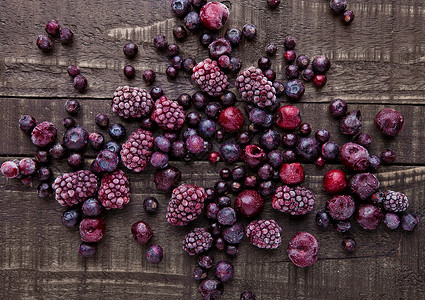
xmin=1 ymin=0 xmax=425 ymax=103
xmin=0 ymin=162 xmax=423 ymax=299
xmin=0 ymin=97 xmax=422 ymax=165
xmin=1 ymin=0 xmax=425 ymax=299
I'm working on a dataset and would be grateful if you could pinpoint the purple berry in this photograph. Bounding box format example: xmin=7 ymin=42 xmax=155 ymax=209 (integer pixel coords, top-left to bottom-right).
xmin=146 ymin=244 xmax=164 ymax=264
xmin=225 ymin=28 xmax=242 ymax=46
xmin=63 ymin=126 xmax=88 ymax=151
xmin=184 ymin=11 xmax=201 ymax=30
xmin=241 ymin=290 xmax=257 ymax=300
xmin=88 ymin=132 xmax=105 ymax=150
xmin=95 ymin=113 xmax=109 ymax=129
xmin=259 ymin=129 xmax=280 ymax=151
xmin=63 ymin=117 xmax=75 ymax=129
xmin=401 ymin=213 xmax=419 ymax=231
xmin=198 ymin=254 xmax=214 ymax=269
xmin=285 ymin=79 xmax=305 ymax=100
xmin=301 ymin=68 xmax=315 ymax=81
xmin=19 ymin=158 xmax=37 ymax=176
xmin=37 ymin=166 xmax=52 ymax=181
xmin=209 ymin=38 xmax=232 ymax=58
xmin=109 ymin=123 xmax=126 ymax=140
xmin=82 ymin=198 xmax=102 ymax=216
xmin=166 ymin=43 xmax=180 ymax=57
xmin=341 ymin=237 xmax=356 ymax=252
xmin=343 ymin=10 xmax=355 ymax=24
xmin=73 ymin=75 xmax=88 ymax=92
xmin=153 ymin=35 xmax=167 ymax=51
xmin=150 ymin=152 xmax=169 ymax=168
xmin=356 ymin=204 xmax=383 ymax=230
xmin=35 ymin=150 xmax=50 ymax=164
xmin=355 ymin=133 xmax=372 ymax=148
xmin=143 ymin=197 xmax=159 ymax=214
xmin=37 ymin=182 xmax=52 ymax=198
xmin=78 ymin=242 xmax=97 ymax=258
xmin=222 ymin=223 xmax=244 ymax=244
xmin=284 ymin=36 xmax=296 ymax=49
xmin=242 ymin=23 xmax=257 ymax=40
xmin=296 ymin=55 xmax=310 ymax=69
xmin=199 ymin=279 xmax=224 ymax=299
xmin=59 ymin=27 xmax=73 ymax=44
xmin=285 ymin=65 xmax=300 ymax=79
xmin=61 ymin=208 xmax=81 ymax=228
xmin=67 ymin=153 xmax=84 ymax=169
xmin=49 ymin=143 xmax=66 ymax=159
xmin=31 ymin=121 xmax=57 ymax=148
xmin=220 ymin=143 xmax=241 ymax=163
xmin=330 ymin=0 xmax=347 ymax=14
xmin=381 ymin=148 xmax=396 ymax=164
xmin=19 ymin=115 xmax=37 ymax=134
xmin=123 ymin=42 xmax=138 ymax=58
xmin=214 ymin=260 xmax=234 ymax=282
xmin=312 ymin=55 xmax=331 ymax=74
xmin=96 ymin=150 xmax=119 ymax=172
xmin=45 ymin=20 xmax=60 ymax=36
xmin=193 ymin=267 xmax=207 ymax=281
xmin=171 ymin=0 xmax=191 ymax=17
xmin=335 ymin=220 xmax=352 ymax=233
xmin=104 ymin=141 xmax=121 ymax=154
xmin=36 ymin=34 xmax=53 ymax=52
xmin=65 ymin=99 xmax=80 ymax=115
xmin=316 ymin=210 xmax=331 ymax=230
xmin=384 ymin=213 xmax=400 ymax=230
xmin=198 ymin=119 xmax=216 ymax=138
xmin=340 ymin=110 xmax=362 ymax=136
xmin=123 ymin=65 xmax=136 ymax=78
xmin=329 ymin=98 xmax=347 ymax=118
xmin=153 ymin=166 xmax=182 ymax=192
xmin=67 ymin=65 xmax=80 ymax=77
xmin=217 ymin=207 xmax=237 ymax=226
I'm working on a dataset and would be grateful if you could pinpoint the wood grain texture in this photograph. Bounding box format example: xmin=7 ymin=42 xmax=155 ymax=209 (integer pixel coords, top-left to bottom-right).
xmin=0 ymin=0 xmax=424 ymax=299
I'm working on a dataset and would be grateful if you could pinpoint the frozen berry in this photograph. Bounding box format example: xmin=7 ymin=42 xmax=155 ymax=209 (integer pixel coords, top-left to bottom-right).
xmin=143 ymin=197 xmax=158 ymax=214
xmin=312 ymin=55 xmax=330 ymax=74
xmin=283 ymin=36 xmax=296 ymax=49
xmin=67 ymin=153 xmax=84 ymax=169
xmin=67 ymin=65 xmax=80 ymax=77
xmin=171 ymin=0 xmax=191 ymax=17
xmin=123 ymin=65 xmax=136 ymax=78
xmin=146 ymin=244 xmax=164 ymax=264
xmin=215 ymin=260 xmax=234 ymax=282
xmin=73 ymin=75 xmax=88 ymax=92
xmin=95 ymin=113 xmax=109 ymax=129
xmin=234 ymin=190 xmax=264 ymax=218
xmin=218 ymin=106 xmax=245 ymax=132
xmin=381 ymin=148 xmax=396 ymax=164
xmin=287 ymin=232 xmax=318 ymax=267
xmin=31 ymin=121 xmax=57 ymax=148
xmin=340 ymin=142 xmax=370 ymax=171
xmin=45 ymin=20 xmax=60 ymax=36
xmin=356 ymin=204 xmax=383 ymax=230
xmin=123 ymin=42 xmax=138 ymax=58
xmin=348 ymin=173 xmax=380 ymax=201
xmin=131 ymin=221 xmax=153 ymax=245
xmin=340 ymin=111 xmax=362 ymax=136
xmin=36 ymin=34 xmax=53 ymax=52
xmin=200 ymin=2 xmax=229 ymax=30
xmin=19 ymin=115 xmax=37 ymax=134
xmin=78 ymin=242 xmax=97 ymax=258
xmin=82 ymin=198 xmax=102 ymax=216
xmin=342 ymin=237 xmax=356 ymax=252
xmin=59 ymin=27 xmax=73 ymax=44
xmin=327 ymin=195 xmax=355 ymax=220
xmin=401 ymin=213 xmax=419 ymax=231
xmin=242 ymin=23 xmax=257 ymax=39
xmin=79 ymin=217 xmax=106 ymax=243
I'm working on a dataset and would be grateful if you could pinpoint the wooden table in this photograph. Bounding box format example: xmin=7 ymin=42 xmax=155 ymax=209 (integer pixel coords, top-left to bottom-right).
xmin=0 ymin=0 xmax=424 ymax=299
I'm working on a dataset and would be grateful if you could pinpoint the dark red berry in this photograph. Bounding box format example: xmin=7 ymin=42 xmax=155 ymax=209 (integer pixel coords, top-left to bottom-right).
xmin=342 ymin=10 xmax=355 ymax=24
xmin=381 ymin=148 xmax=396 ymax=164
xmin=296 ymin=55 xmax=310 ymax=69
xmin=31 ymin=121 xmax=57 ymax=148
xmin=73 ymin=75 xmax=88 ymax=92
xmin=316 ymin=210 xmax=331 ymax=230
xmin=146 ymin=244 xmax=163 ymax=264
xmin=153 ymin=35 xmax=167 ymax=50
xmin=36 ymin=34 xmax=53 ymax=51
xmin=401 ymin=213 xmax=419 ymax=231
xmin=79 ymin=217 xmax=106 ymax=243
xmin=283 ymin=50 xmax=296 ymax=63
xmin=348 ymin=173 xmax=380 ymax=201
xmin=153 ymin=166 xmax=182 ymax=192
xmin=265 ymin=44 xmax=278 ymax=56
xmin=285 ymin=65 xmax=299 ymax=79
xmin=34 ymin=150 xmax=50 ymax=164
xmin=215 ymin=260 xmax=234 ymax=282
xmin=267 ymin=0 xmax=281 ymax=8
xmin=63 ymin=117 xmax=75 ymax=129
xmin=287 ymin=232 xmax=318 ymax=267
xmin=329 ymin=98 xmax=347 ymax=118
xmin=234 ymin=190 xmax=264 ymax=218
xmin=131 ymin=221 xmax=153 ymax=245
xmin=67 ymin=153 xmax=84 ymax=169
xmin=342 ymin=237 xmax=356 ymax=252
xmin=199 ymin=279 xmax=224 ymax=299
xmin=65 ymin=99 xmax=80 ymax=115
xmin=323 ymin=169 xmax=347 ymax=194
xmin=242 ymin=23 xmax=257 ymax=39
xmin=222 ymin=223 xmax=245 ymax=244
xmin=218 ymin=106 xmax=245 ymax=132
xmin=355 ymin=133 xmax=372 ymax=148
xmin=19 ymin=115 xmax=37 ymax=134
xmin=301 ymin=68 xmax=315 ymax=81
xmin=243 ymin=144 xmax=266 ymax=168
xmin=82 ymin=198 xmax=101 ymax=217
xmin=356 ymin=204 xmax=383 ymax=230
xmin=78 ymin=242 xmax=97 ymax=258
xmin=327 ymin=195 xmax=355 ymax=220
xmin=284 ymin=36 xmax=296 ymax=49
xmin=374 ymin=108 xmax=404 ymax=136
xmin=299 ymin=123 xmax=312 ymax=136
xmin=123 ymin=43 xmax=138 ymax=58
xmin=340 ymin=142 xmax=370 ymax=171
xmin=143 ymin=197 xmax=158 ymax=214
xmin=279 ymin=162 xmax=305 ymax=185
xmin=45 ymin=20 xmax=60 ymax=36
xmin=312 ymin=55 xmax=330 ymax=74
xmin=200 ymin=2 xmax=229 ymax=30
xmin=67 ymin=65 xmax=80 ymax=77
xmin=95 ymin=113 xmax=109 ymax=129
xmin=59 ymin=27 xmax=73 ymax=44
xmin=123 ymin=65 xmax=135 ymax=78
xmin=313 ymin=74 xmax=327 ymax=87
xmin=275 ymin=105 xmax=301 ymax=130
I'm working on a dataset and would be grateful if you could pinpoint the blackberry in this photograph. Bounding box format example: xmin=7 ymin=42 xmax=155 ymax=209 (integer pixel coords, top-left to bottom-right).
xmin=151 ymin=96 xmax=186 ymax=132
xmin=112 ymin=86 xmax=154 ymax=119
xmin=246 ymin=219 xmax=282 ymax=249
xmin=166 ymin=184 xmax=207 ymax=226
xmin=272 ymin=185 xmax=316 ymax=215
xmin=235 ymin=67 xmax=277 ymax=108
xmin=383 ymin=191 xmax=409 ymax=213
xmin=98 ymin=169 xmax=130 ymax=210
xmin=192 ymin=58 xmax=229 ymax=97
xmin=52 ymin=170 xmax=99 ymax=207
xmin=182 ymin=228 xmax=213 ymax=255
xmin=120 ymin=129 xmax=154 ymax=173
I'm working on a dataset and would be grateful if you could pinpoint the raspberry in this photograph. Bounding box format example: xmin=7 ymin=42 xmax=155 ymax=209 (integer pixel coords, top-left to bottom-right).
xmin=272 ymin=185 xmax=316 ymax=216
xmin=120 ymin=129 xmax=154 ymax=173
xmin=182 ymin=228 xmax=213 ymax=255
xmin=98 ymin=169 xmax=130 ymax=210
xmin=151 ymin=96 xmax=186 ymax=131
xmin=192 ymin=58 xmax=229 ymax=97
xmin=246 ymin=219 xmax=282 ymax=249
xmin=383 ymin=191 xmax=409 ymax=213
xmin=52 ymin=170 xmax=99 ymax=207
xmin=166 ymin=183 xmax=207 ymax=226
xmin=235 ymin=67 xmax=277 ymax=108
xmin=112 ymin=86 xmax=154 ymax=119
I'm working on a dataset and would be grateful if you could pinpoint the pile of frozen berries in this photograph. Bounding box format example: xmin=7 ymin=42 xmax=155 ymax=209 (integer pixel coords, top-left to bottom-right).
xmin=0 ymin=1 xmax=419 ymax=299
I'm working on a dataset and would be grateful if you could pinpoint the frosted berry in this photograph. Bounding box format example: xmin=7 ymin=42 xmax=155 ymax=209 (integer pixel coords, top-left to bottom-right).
xmin=279 ymin=163 xmax=305 ymax=185
xmin=316 ymin=210 xmax=331 ymax=230
xmin=199 ymin=2 xmax=229 ymax=30
xmin=401 ymin=213 xmax=419 ymax=231
xmin=19 ymin=115 xmax=37 ymax=134
xmin=241 ymin=290 xmax=257 ymax=300
xmin=143 ymin=197 xmax=158 ymax=214
xmin=61 ymin=208 xmax=82 ymax=228
xmin=215 ymin=260 xmax=234 ymax=282
xmin=120 ymin=129 xmax=154 ymax=172
xmin=67 ymin=65 xmax=80 ymax=77
xmin=246 ymin=219 xmax=282 ymax=249
xmin=383 ymin=190 xmax=409 ymax=213
xmin=348 ymin=173 xmax=380 ymax=201
xmin=343 ymin=10 xmax=355 ymax=24
xmin=153 ymin=166 xmax=182 ymax=192
xmin=31 ymin=121 xmax=57 ymax=148
xmin=285 ymin=79 xmax=305 ymax=100
xmin=313 ymin=74 xmax=327 ymax=87
xmin=184 ymin=11 xmax=201 ymax=30
xmin=225 ymin=28 xmax=242 ymax=46
xmin=166 ymin=184 xmax=206 ymax=226
xmin=284 ymin=36 xmax=296 ymax=49
xmin=95 ymin=150 xmax=119 ymax=173
xmin=152 ymin=96 xmax=186 ymax=131
xmin=98 ymin=169 xmax=131 ymax=209
xmin=63 ymin=126 xmax=88 ymax=151
xmin=79 ymin=217 xmax=106 ymax=243
xmin=323 ymin=169 xmax=347 ymax=194
xmin=384 ymin=213 xmax=400 ymax=230
xmin=82 ymin=198 xmax=102 ymax=216
xmin=272 ymin=185 xmax=315 ymax=215
xmin=287 ymin=232 xmax=318 ymax=267
xmin=36 ymin=34 xmax=53 ymax=52
xmin=340 ymin=142 xmax=370 ymax=171
xmin=1 ymin=161 xmax=20 ymax=178
xmin=131 ymin=221 xmax=153 ymax=245
xmin=356 ymin=204 xmax=384 ymax=230
xmin=312 ymin=55 xmax=331 ymax=74
xmin=222 ymin=223 xmax=244 ymax=244
xmin=67 ymin=153 xmax=84 ymax=169
xmin=52 ymin=170 xmax=99 ymax=207
xmin=199 ymin=279 xmax=224 ymax=299
xmin=342 ymin=237 xmax=356 ymax=252
xmin=79 ymin=243 xmax=97 ymax=258
xmin=330 ymin=0 xmax=347 ymax=14
xmin=45 ymin=20 xmax=60 ymax=36
xmin=275 ymin=105 xmax=301 ymax=130
xmin=59 ymin=27 xmax=73 ymax=44
xmin=218 ymin=106 xmax=245 ymax=132
xmin=327 ymin=195 xmax=355 ymax=220
xmin=37 ymin=182 xmax=52 ymax=198
xmin=381 ymin=148 xmax=396 ymax=164
xmin=220 ymin=143 xmax=241 ymax=163
xmin=95 ymin=113 xmax=109 ymax=129
xmin=182 ymin=228 xmax=213 ymax=255
xmin=243 ymin=144 xmax=266 ymax=168
xmin=192 ymin=58 xmax=229 ymax=96
xmin=73 ymin=75 xmax=88 ymax=92
xmin=340 ymin=111 xmax=362 ymax=136
xmin=146 ymin=244 xmax=164 ymax=264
